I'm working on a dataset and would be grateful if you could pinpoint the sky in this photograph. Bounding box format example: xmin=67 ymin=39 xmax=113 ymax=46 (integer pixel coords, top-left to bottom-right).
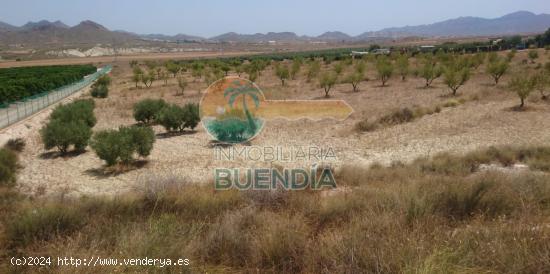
xmin=1 ymin=0 xmax=549 ymax=37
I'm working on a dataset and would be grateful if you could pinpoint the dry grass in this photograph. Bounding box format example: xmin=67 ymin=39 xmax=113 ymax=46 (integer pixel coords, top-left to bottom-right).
xmin=2 ymin=145 xmax=550 ymax=273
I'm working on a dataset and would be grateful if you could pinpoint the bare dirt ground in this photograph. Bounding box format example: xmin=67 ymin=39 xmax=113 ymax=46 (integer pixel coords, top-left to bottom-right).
xmin=6 ymin=50 xmax=550 ymax=197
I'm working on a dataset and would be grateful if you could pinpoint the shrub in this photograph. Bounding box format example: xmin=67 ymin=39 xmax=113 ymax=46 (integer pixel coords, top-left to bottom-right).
xmin=92 ymin=75 xmax=111 ymax=88
xmin=0 ymin=148 xmax=18 ymax=187
xmin=5 ymin=138 xmax=25 ymax=152
xmin=379 ymin=108 xmax=415 ymax=125
xmin=355 ymin=118 xmax=378 ymax=132
xmin=91 ymin=126 xmax=155 ymax=166
xmin=528 ymin=49 xmax=539 ymax=63
xmin=40 ymin=120 xmax=92 ymax=153
xmin=90 ymin=84 xmax=108 ymax=98
xmin=6 ymin=205 xmax=85 ymax=247
xmin=133 ymin=99 xmax=167 ymax=124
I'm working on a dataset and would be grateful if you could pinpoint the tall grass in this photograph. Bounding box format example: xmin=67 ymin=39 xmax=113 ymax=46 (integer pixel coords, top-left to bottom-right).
xmin=2 ymin=146 xmax=550 ymax=273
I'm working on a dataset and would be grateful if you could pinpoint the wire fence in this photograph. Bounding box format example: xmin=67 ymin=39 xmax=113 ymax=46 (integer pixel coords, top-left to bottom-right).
xmin=0 ymin=65 xmax=112 ymax=130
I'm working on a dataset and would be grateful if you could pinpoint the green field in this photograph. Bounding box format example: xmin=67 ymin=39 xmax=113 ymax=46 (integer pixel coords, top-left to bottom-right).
xmin=0 ymin=64 xmax=97 ymax=105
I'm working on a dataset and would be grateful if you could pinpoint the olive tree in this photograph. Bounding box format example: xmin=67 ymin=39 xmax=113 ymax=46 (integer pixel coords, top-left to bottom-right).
xmin=177 ymin=76 xmax=187 ymax=96
xmin=91 ymin=126 xmax=155 ymax=166
xmin=376 ymin=56 xmax=393 ymax=87
xmin=290 ymin=58 xmax=302 ymax=79
xmin=508 ymin=74 xmax=535 ymax=108
xmin=319 ymin=72 xmax=337 ymax=97
xmin=418 ymin=58 xmax=442 ymax=87
xmin=133 ymin=99 xmax=167 ymax=124
xmin=346 ymin=72 xmax=364 ymax=92
xmin=486 ymin=58 xmax=509 ymax=85
xmin=275 ymin=63 xmax=290 ymax=86
xmin=395 ymin=55 xmax=410 ymax=81
xmin=533 ymin=70 xmax=549 ymax=99
xmin=307 ymin=60 xmax=321 ymax=82
xmin=443 ymin=62 xmax=471 ymax=96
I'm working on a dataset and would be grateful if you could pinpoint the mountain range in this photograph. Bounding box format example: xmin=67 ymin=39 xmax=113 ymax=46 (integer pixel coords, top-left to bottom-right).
xmin=0 ymin=11 xmax=549 ymax=46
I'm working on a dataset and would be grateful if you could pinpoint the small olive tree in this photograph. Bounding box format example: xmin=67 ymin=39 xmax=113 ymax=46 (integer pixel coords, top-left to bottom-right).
xmin=319 ymin=72 xmax=337 ymax=97
xmin=346 ymin=72 xmax=364 ymax=92
xmin=177 ymin=76 xmax=187 ymax=96
xmin=376 ymin=56 xmax=393 ymax=86
xmin=395 ymin=55 xmax=410 ymax=81
xmin=275 ymin=63 xmax=290 ymax=86
xmin=443 ymin=62 xmax=471 ymax=96
xmin=418 ymin=59 xmax=442 ymax=87
xmin=486 ymin=58 xmax=509 ymax=85
xmin=508 ymin=74 xmax=536 ymax=108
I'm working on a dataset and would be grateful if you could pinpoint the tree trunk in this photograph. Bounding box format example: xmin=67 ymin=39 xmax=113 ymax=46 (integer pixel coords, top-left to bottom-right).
xmin=520 ymin=98 xmax=525 ymax=108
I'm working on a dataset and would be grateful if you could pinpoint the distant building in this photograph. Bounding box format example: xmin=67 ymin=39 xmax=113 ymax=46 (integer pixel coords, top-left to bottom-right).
xmin=418 ymin=45 xmax=435 ymax=52
xmin=350 ymin=51 xmax=369 ymax=57
xmin=370 ymin=48 xmax=391 ymax=55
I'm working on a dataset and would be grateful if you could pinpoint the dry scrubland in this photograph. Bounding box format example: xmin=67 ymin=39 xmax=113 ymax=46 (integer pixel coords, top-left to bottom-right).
xmin=11 ymin=49 xmax=550 ymax=197
xmin=1 ymin=49 xmax=550 ymax=272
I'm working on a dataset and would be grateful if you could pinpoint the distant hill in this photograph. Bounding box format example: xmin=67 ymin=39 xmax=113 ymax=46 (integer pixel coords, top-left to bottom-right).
xmin=0 ymin=11 xmax=549 ymax=46
xmin=0 ymin=21 xmax=19 ymax=32
xmin=21 ymin=20 xmax=69 ymax=30
xmin=357 ymin=11 xmax=550 ymax=38
xmin=316 ymin=31 xmax=353 ymax=41
xmin=0 ymin=20 xmax=138 ymax=45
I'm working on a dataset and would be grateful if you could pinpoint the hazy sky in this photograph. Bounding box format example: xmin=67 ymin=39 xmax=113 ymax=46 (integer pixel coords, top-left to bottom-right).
xmin=1 ymin=0 xmax=549 ymax=37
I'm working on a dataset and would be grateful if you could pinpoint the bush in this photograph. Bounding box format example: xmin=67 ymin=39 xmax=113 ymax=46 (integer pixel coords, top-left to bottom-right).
xmin=0 ymin=148 xmax=18 ymax=187
xmin=92 ymin=75 xmax=111 ymax=88
xmin=379 ymin=108 xmax=415 ymax=125
xmin=91 ymin=126 xmax=155 ymax=166
xmin=5 ymin=138 xmax=25 ymax=152
xmin=133 ymin=99 xmax=167 ymax=124
xmin=40 ymin=120 xmax=92 ymax=153
xmin=6 ymin=205 xmax=85 ymax=247
xmin=90 ymin=84 xmax=108 ymax=98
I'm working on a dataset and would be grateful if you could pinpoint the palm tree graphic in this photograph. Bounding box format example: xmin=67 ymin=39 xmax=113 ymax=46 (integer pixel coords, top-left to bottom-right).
xmin=223 ymin=80 xmax=261 ymax=133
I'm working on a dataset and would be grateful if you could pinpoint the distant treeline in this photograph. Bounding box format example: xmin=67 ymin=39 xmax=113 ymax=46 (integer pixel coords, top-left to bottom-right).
xmin=163 ymin=28 xmax=550 ymax=65
xmin=0 ymin=64 xmax=97 ymax=106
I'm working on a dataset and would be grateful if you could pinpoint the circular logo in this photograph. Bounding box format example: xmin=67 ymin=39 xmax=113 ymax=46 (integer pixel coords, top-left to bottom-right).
xmin=200 ymin=77 xmax=265 ymax=144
